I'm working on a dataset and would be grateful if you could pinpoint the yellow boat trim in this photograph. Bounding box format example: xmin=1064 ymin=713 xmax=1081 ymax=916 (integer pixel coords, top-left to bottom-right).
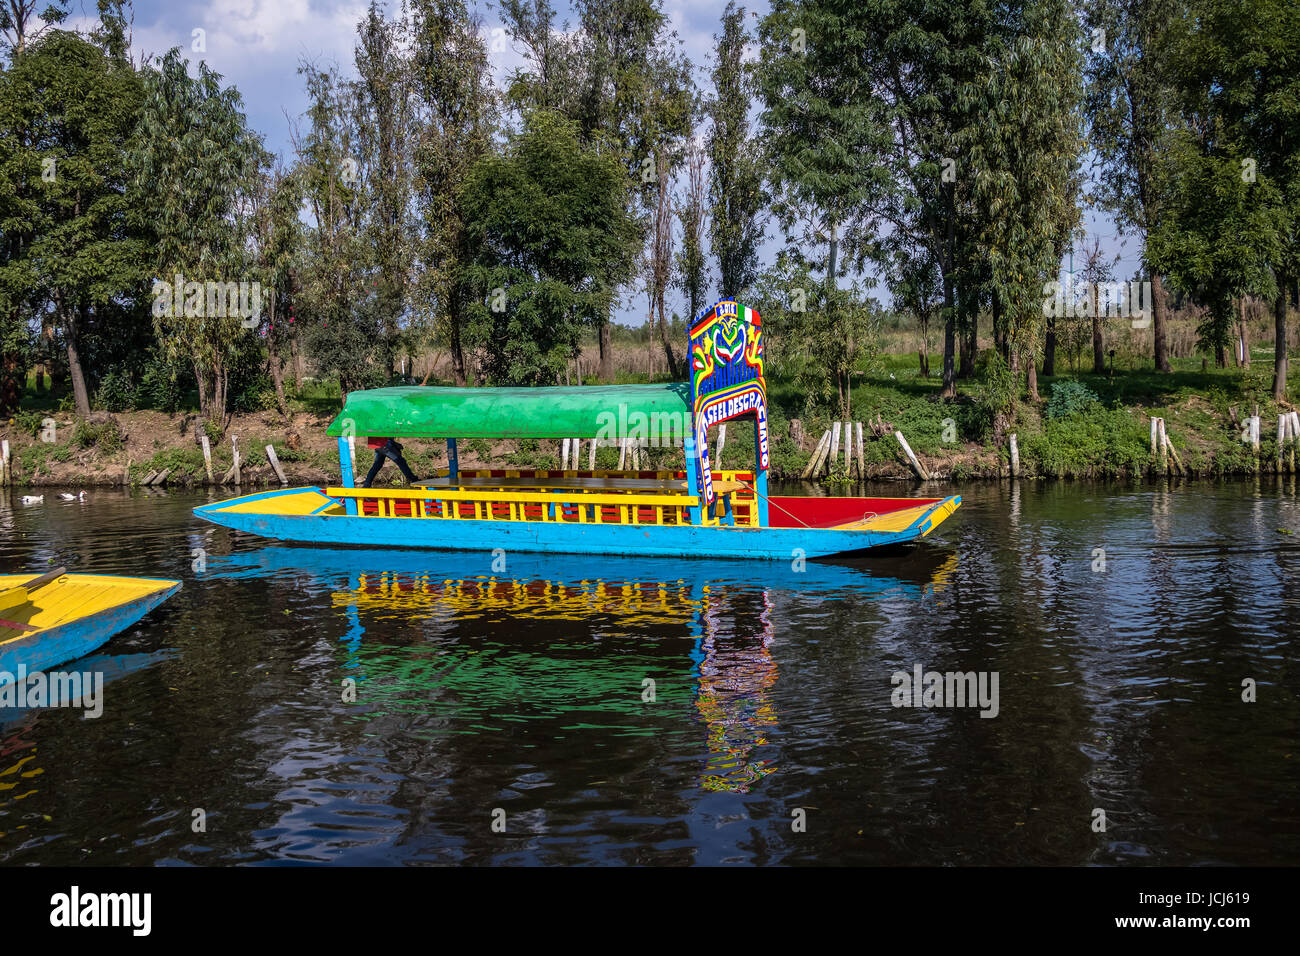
xmin=834 ymin=497 xmax=960 ymax=535
xmin=0 ymin=574 xmax=181 ymax=645
xmin=211 ymin=489 xmax=340 ymax=515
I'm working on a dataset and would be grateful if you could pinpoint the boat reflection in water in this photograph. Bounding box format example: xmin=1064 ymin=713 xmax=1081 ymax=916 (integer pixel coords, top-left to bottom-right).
xmin=206 ymin=546 xmax=957 ymax=793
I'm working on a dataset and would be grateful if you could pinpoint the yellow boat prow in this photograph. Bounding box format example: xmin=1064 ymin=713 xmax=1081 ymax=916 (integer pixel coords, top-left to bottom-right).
xmin=0 ymin=573 xmax=182 ymax=680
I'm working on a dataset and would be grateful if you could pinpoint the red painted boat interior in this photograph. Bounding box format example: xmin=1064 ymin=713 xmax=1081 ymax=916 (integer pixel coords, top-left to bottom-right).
xmin=766 ymin=496 xmax=942 ymax=529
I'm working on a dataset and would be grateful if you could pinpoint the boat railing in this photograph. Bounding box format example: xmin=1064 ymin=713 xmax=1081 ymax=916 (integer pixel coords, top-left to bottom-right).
xmin=326 ymin=486 xmax=699 ymax=527
xmin=416 ymin=467 xmax=762 ymax=527
xmin=324 ymin=468 xmax=761 ymax=528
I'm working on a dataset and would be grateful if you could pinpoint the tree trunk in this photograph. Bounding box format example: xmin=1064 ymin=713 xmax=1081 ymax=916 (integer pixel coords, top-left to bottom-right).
xmin=657 ymin=293 xmax=679 ymax=379
xmin=598 ymin=321 xmax=612 ymax=382
xmin=993 ymin=293 xmax=1006 ymax=360
xmin=1273 ymin=279 xmax=1289 ymax=401
xmin=449 ymin=295 xmax=467 ymax=386
xmin=1152 ymin=272 xmax=1172 ymax=373
xmin=1091 ymin=285 xmax=1105 ymax=374
xmin=1237 ymin=296 xmax=1250 ymax=368
xmin=289 ymin=329 xmax=302 ymax=391
xmin=56 ymin=296 xmax=91 ymax=417
xmin=1043 ymin=313 xmax=1057 ymax=377
xmin=1027 ymin=349 xmax=1039 ymax=403
xmin=213 ymin=358 xmax=228 ymax=427
xmin=965 ymin=309 xmax=978 ymax=377
xmin=957 ymin=290 xmax=974 ymax=378
xmin=196 ymin=361 xmax=210 ymax=420
xmin=1 ymin=350 xmax=22 ymax=416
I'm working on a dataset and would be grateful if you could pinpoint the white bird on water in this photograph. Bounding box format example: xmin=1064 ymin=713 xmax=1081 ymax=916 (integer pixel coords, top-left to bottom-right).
xmin=58 ymin=491 xmax=86 ymax=501
xmin=20 ymin=495 xmax=43 ymax=504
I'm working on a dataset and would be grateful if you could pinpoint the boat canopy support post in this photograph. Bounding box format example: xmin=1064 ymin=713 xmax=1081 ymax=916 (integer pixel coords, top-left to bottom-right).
xmin=446 ymin=438 xmax=459 ymax=484
xmin=683 ymin=434 xmax=702 ymax=526
xmin=754 ymin=418 xmax=770 ymax=526
xmin=338 ymin=436 xmax=358 ymax=515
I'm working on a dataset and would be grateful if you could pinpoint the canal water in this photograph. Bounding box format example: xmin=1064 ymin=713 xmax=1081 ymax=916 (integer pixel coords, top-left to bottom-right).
xmin=1 ymin=479 xmax=1296 ymax=865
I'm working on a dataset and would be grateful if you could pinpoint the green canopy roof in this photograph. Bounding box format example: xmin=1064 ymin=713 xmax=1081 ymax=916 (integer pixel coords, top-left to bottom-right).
xmin=326 ymin=384 xmax=692 ymax=439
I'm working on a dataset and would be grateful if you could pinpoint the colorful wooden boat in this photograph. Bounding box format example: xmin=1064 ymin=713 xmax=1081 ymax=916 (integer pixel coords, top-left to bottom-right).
xmin=0 ymin=570 xmax=182 ymax=682
xmin=195 ymin=299 xmax=960 ymax=560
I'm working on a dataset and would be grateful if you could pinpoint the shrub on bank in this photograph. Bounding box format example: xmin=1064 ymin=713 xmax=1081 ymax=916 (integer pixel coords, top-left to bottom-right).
xmin=72 ymin=417 xmax=125 ymax=455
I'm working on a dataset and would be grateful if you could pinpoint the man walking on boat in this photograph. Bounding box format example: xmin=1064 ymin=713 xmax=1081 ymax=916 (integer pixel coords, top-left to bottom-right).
xmin=362 ymin=436 xmax=418 ymax=487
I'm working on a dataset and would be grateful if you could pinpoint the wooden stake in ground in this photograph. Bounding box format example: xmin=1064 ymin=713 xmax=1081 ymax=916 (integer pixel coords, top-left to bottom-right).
xmin=895 ymin=430 xmax=931 ymax=481
xmin=715 ymin=423 xmax=727 ymax=469
xmin=231 ymin=435 xmax=241 ymax=486
xmin=1008 ymin=433 xmax=1020 ymax=479
xmin=801 ymin=430 xmax=831 ymax=479
xmin=347 ymin=435 xmax=356 ymax=479
xmin=1277 ymin=416 xmax=1287 ymax=473
xmin=561 ymin=438 xmax=571 ymax=470
xmin=200 ymin=434 xmax=214 ymax=483
xmin=0 ymin=439 xmax=9 ymax=485
xmin=266 ymin=444 xmax=288 ymax=485
xmin=1150 ymin=418 xmax=1160 ymax=459
xmin=855 ymin=422 xmax=866 ymax=480
xmin=1156 ymin=418 xmax=1168 ymax=473
xmin=1163 ymin=426 xmax=1185 ymax=475
xmin=830 ymin=422 xmax=841 ymax=471
xmin=618 ymin=436 xmax=628 ymax=470
xmin=588 ymin=438 xmax=598 ymax=471
xmin=1290 ymin=413 xmax=1300 ymax=473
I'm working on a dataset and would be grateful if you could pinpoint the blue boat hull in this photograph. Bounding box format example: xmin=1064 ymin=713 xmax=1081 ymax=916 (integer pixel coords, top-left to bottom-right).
xmin=193 ymin=488 xmax=960 ymax=560
xmin=0 ymin=582 xmax=181 ymax=683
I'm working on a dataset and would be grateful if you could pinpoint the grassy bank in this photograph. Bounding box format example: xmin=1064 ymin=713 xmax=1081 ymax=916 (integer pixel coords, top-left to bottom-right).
xmin=1 ymin=348 xmax=1296 ymax=489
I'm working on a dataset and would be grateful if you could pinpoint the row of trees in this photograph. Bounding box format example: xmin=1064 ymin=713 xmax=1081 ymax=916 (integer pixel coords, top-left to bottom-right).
xmin=1 ymin=0 xmax=1296 ymax=428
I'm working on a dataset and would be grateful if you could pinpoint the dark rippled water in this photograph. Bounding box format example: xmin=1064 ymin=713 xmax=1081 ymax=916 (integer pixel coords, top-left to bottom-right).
xmin=1 ymin=479 xmax=1297 ymax=865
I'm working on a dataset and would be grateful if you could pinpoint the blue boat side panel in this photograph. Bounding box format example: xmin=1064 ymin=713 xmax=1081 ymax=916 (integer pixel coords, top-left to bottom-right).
xmin=192 ymin=507 xmax=920 ymax=560
xmin=0 ymin=581 xmax=181 ymax=683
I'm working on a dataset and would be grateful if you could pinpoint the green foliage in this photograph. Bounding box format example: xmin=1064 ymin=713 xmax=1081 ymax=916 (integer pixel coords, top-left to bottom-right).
xmin=0 ymin=29 xmax=148 ymax=416
xmin=460 ymin=110 xmax=639 ymax=385
xmin=11 ymin=409 xmax=45 ymax=436
xmin=95 ymin=369 xmax=136 ymax=412
xmin=1045 ymin=379 xmax=1101 ymax=419
xmin=72 ymin=416 xmax=125 ymax=454
xmin=140 ymin=445 xmax=206 ymax=482
xmin=708 ymin=1 xmax=764 ymax=296
xmin=138 ymin=353 xmax=186 ymax=412
xmin=131 ymin=47 xmax=263 ymax=425
xmin=1019 ymin=407 xmax=1150 ymax=477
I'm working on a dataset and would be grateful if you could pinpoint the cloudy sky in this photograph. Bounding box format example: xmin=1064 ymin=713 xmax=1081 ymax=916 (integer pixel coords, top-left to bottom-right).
xmin=58 ymin=0 xmax=1128 ymax=322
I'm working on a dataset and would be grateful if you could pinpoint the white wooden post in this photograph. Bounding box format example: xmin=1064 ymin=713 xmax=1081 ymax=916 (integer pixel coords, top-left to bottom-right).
xmin=896 ymin=430 xmax=931 ymax=481
xmin=266 ymin=444 xmax=288 ymax=485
